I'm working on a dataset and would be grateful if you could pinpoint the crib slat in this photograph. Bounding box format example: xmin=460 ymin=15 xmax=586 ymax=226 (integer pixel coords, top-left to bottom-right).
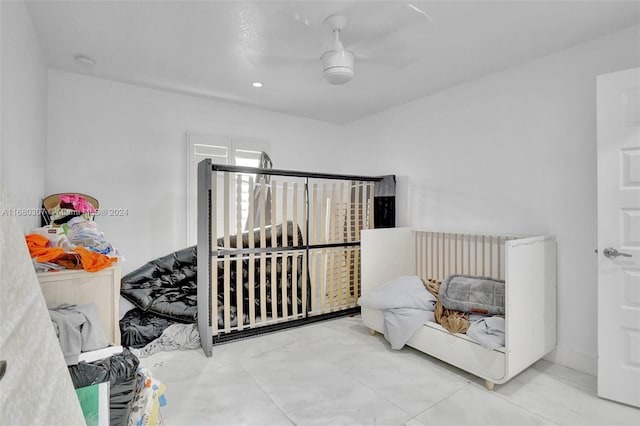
xmin=482 ymin=235 xmax=486 ymax=277
xmin=259 ymin=178 xmax=267 ymax=323
xmin=310 ymin=183 xmax=318 ymax=314
xmin=302 ymin=250 xmax=308 ymax=318
xmin=339 ymin=185 xmax=346 ymax=307
xmin=223 ymin=172 xmax=231 ymax=332
xmin=474 ymin=234 xmax=479 ymax=276
xmin=354 ymin=247 xmax=361 ymax=305
xmin=454 ymin=233 xmax=458 ymax=275
xmin=281 ymin=181 xmax=289 ymax=320
xmin=353 ymin=182 xmax=361 ymax=303
xmin=431 ymin=232 xmax=435 ymax=279
xmin=310 ymin=183 xmax=318 ymax=245
xmin=236 ymin=174 xmax=244 ymax=331
xmin=353 ymin=183 xmax=359 ymax=239
xmin=247 ymin=177 xmax=256 ymax=327
xmin=446 ymin=233 xmax=450 ymax=277
xmin=337 ymin=182 xmax=348 ymax=307
xmin=343 ymin=183 xmax=353 ymax=307
xmin=489 ymin=235 xmax=494 ymax=278
xmin=468 ymin=234 xmax=472 ymax=276
xmin=292 ymin=182 xmax=299 ymax=317
xmin=336 ymin=184 xmax=344 ymax=308
xmin=441 ymin=233 xmax=445 ymax=281
xmin=415 ymin=233 xmax=420 ymax=279
xmin=497 ymin=236 xmax=502 ymax=280
xmin=290 ymin=251 xmax=297 ymax=318
xmin=436 ymin=233 xmax=440 ymax=280
xmin=346 ymin=184 xmax=353 ymax=307
xmin=328 ymin=183 xmax=336 ymax=311
xmin=320 ymin=183 xmax=328 ymax=312
xmin=368 ymin=182 xmax=375 ymax=229
xmin=422 ymin=233 xmax=428 ymax=280
xmin=270 ymin=179 xmax=278 ymax=322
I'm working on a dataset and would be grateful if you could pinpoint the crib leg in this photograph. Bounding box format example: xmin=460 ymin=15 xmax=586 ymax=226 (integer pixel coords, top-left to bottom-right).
xmin=369 ymin=328 xmax=376 ymax=336
xmin=484 ymin=380 xmax=495 ymax=391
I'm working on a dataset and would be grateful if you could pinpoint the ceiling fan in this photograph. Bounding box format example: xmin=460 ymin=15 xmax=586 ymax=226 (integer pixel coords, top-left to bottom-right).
xmin=320 ymin=14 xmax=354 ymax=85
xmin=318 ymin=4 xmax=433 ymax=85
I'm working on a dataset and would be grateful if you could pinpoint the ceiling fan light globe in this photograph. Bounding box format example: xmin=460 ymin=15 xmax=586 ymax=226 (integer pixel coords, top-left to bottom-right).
xmin=321 ymin=50 xmax=354 ymax=85
xmin=324 ymin=68 xmax=353 ymax=84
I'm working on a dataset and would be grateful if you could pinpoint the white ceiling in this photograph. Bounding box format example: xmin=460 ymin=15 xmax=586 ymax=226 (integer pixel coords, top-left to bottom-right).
xmin=26 ymin=1 xmax=640 ymax=124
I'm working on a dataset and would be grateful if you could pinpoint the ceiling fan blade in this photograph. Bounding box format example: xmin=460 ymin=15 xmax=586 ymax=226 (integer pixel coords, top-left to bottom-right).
xmin=407 ymin=3 xmax=434 ymax=23
xmin=350 ymin=22 xmax=433 ymax=64
xmin=341 ymin=1 xmax=435 ymax=58
xmin=356 ymin=54 xmax=420 ymax=70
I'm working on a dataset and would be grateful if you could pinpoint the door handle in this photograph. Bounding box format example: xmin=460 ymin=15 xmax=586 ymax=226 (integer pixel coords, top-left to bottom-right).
xmin=603 ymin=247 xmax=632 ymax=258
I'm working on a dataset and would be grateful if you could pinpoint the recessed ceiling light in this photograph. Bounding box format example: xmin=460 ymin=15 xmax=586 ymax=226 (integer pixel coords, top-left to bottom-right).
xmin=252 ymin=82 xmax=263 ymax=88
xmin=74 ymin=54 xmax=96 ymax=66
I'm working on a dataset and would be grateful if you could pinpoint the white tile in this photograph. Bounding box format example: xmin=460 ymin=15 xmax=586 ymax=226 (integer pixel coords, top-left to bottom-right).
xmin=403 ymin=418 xmax=426 ymax=426
xmin=280 ymin=382 xmax=413 ymax=426
xmin=140 ymin=351 xmax=292 ymax=425
xmin=138 ymin=316 xmax=640 ymax=426
xmin=496 ymin=366 xmax=640 ymax=426
xmin=342 ymin=345 xmax=469 ymax=415
xmin=415 ymin=385 xmax=559 ymax=426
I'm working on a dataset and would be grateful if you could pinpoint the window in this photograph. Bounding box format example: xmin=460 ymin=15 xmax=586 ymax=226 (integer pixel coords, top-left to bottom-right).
xmin=186 ymin=133 xmax=269 ymax=245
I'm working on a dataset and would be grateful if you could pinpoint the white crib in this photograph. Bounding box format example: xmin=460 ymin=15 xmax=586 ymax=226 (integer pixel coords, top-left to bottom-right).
xmin=360 ymin=227 xmax=557 ymax=390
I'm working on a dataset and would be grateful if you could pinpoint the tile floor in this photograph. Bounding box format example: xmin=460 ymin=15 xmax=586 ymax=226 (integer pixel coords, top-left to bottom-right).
xmin=139 ymin=316 xmax=640 ymax=426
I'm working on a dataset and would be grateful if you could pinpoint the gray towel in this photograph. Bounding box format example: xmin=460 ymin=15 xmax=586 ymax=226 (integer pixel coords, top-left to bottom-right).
xmin=49 ymin=303 xmax=110 ymax=365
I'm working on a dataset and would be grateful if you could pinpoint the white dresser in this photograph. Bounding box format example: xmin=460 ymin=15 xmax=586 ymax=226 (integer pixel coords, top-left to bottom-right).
xmin=37 ymin=265 xmax=121 ymax=345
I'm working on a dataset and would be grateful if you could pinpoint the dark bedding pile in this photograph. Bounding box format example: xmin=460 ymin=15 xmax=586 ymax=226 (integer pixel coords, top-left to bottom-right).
xmin=120 ymin=221 xmax=306 ymax=348
xmin=119 ymin=309 xmax=175 ymax=348
xmin=119 ymin=245 xmax=197 ymax=348
xmin=219 ymin=221 xmax=306 ymax=326
xmin=121 ymin=246 xmax=198 ymax=323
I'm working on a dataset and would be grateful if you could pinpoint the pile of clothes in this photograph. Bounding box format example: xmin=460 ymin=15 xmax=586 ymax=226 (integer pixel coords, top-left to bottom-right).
xmin=26 ymin=229 xmax=118 ymax=272
xmin=26 ymin=193 xmax=121 ymax=272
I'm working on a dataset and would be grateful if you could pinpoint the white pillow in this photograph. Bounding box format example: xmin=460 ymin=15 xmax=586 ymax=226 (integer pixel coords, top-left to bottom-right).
xmin=358 ymin=275 xmax=437 ymax=311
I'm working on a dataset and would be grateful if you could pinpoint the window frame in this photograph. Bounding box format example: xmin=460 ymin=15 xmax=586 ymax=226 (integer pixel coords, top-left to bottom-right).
xmin=186 ymin=132 xmax=269 ymax=246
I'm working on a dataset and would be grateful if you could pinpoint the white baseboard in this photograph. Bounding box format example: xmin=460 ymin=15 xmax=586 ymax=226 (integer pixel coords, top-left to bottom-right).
xmin=544 ymin=346 xmax=597 ymax=376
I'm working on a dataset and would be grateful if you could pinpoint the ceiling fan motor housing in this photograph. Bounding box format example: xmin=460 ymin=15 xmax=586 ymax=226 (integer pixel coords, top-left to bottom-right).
xmin=321 ymin=49 xmax=354 ymax=84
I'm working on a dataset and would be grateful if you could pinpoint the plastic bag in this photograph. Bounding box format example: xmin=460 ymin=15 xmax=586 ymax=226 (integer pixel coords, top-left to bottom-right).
xmin=66 ymin=217 xmax=124 ymax=260
xmin=68 ymin=348 xmax=140 ymax=426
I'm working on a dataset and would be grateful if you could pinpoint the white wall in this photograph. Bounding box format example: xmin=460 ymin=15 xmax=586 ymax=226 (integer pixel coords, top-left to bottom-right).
xmin=345 ymin=25 xmax=640 ymax=375
xmin=46 ymin=70 xmax=348 ymax=274
xmin=0 ymin=0 xmax=48 ymax=231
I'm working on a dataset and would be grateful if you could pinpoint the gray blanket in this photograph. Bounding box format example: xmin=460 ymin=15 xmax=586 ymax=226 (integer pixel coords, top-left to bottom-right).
xmin=132 ymin=323 xmax=201 ymax=358
xmin=467 ymin=316 xmax=506 ymax=349
xmin=358 ymin=275 xmax=437 ymax=349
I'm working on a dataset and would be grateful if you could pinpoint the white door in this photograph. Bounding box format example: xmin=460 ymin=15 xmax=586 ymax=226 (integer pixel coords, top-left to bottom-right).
xmin=597 ymin=67 xmax=640 ymax=408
